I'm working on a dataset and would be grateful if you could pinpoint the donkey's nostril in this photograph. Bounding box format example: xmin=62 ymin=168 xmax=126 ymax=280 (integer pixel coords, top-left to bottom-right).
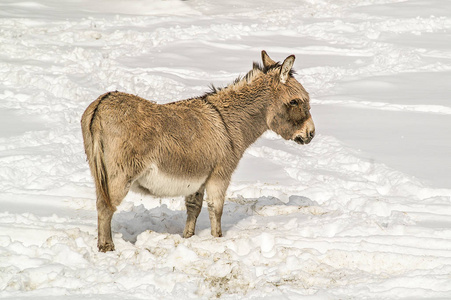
xmin=309 ymin=130 xmax=315 ymax=139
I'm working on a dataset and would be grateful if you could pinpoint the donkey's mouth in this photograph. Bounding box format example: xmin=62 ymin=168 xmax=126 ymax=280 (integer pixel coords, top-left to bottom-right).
xmin=294 ymin=136 xmax=311 ymax=145
xmin=294 ymin=136 xmax=305 ymax=145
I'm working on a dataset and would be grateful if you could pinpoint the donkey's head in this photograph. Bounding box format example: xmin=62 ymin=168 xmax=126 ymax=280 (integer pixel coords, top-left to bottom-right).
xmin=263 ymin=51 xmax=315 ymax=145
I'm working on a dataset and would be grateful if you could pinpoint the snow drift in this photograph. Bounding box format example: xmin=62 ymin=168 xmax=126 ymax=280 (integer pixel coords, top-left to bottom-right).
xmin=1 ymin=0 xmax=451 ymax=299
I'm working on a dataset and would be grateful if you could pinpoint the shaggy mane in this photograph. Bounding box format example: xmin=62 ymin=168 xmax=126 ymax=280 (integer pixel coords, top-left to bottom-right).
xmin=206 ymin=61 xmax=296 ymax=96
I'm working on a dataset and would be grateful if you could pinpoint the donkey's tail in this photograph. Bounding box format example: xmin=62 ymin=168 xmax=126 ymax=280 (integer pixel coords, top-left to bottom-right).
xmin=81 ymin=94 xmax=113 ymax=211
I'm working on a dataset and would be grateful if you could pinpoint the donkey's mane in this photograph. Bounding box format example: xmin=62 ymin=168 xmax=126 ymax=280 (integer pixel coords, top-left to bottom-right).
xmin=206 ymin=61 xmax=296 ymax=96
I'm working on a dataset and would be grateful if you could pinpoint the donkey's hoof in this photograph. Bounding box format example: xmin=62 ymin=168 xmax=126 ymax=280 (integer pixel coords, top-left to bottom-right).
xmin=211 ymin=231 xmax=223 ymax=238
xmin=98 ymin=242 xmax=115 ymax=252
xmin=183 ymin=231 xmax=194 ymax=239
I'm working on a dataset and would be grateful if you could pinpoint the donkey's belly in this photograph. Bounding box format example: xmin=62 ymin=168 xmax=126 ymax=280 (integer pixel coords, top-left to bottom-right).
xmin=133 ymin=164 xmax=207 ymax=197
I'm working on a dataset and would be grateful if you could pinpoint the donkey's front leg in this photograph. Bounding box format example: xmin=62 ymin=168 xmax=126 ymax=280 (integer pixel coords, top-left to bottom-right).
xmin=205 ymin=178 xmax=229 ymax=237
xmin=183 ymin=186 xmax=205 ymax=238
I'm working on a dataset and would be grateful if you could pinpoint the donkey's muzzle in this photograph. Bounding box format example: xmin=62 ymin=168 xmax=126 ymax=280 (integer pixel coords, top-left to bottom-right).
xmin=293 ymin=118 xmax=315 ymax=145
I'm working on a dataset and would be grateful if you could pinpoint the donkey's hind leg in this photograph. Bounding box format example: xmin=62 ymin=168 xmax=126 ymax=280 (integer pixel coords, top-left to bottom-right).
xmin=97 ymin=175 xmax=130 ymax=252
xmin=183 ymin=186 xmax=205 ymax=238
xmin=97 ymin=194 xmax=115 ymax=252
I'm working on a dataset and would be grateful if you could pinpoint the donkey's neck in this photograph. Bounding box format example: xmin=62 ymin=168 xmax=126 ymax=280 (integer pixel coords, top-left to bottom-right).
xmin=203 ymin=77 xmax=272 ymax=153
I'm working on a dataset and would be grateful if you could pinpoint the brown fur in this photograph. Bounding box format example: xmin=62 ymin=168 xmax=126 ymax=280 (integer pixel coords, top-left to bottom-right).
xmin=81 ymin=51 xmax=315 ymax=252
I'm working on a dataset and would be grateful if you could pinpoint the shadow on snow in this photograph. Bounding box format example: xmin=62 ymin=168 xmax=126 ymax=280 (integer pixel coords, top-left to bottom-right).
xmin=112 ymin=195 xmax=319 ymax=244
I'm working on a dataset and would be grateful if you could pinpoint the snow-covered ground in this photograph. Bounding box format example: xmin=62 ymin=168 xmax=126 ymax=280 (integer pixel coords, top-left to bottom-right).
xmin=1 ymin=0 xmax=451 ymax=299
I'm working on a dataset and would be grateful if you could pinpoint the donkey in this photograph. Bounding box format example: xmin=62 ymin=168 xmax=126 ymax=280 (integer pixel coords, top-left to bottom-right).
xmin=81 ymin=51 xmax=315 ymax=252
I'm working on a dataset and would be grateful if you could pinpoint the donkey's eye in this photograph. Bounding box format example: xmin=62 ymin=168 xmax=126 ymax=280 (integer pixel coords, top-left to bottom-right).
xmin=289 ymin=99 xmax=298 ymax=106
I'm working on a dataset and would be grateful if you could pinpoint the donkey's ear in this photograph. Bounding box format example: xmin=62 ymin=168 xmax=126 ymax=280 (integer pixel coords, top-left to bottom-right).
xmin=261 ymin=50 xmax=276 ymax=68
xmin=280 ymin=55 xmax=295 ymax=84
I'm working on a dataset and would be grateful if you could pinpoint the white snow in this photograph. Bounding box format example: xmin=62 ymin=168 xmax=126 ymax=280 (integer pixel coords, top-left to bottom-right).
xmin=1 ymin=0 xmax=451 ymax=299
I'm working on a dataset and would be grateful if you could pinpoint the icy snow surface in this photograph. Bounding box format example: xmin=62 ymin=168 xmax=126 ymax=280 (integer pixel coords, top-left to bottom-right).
xmin=1 ymin=0 xmax=451 ymax=299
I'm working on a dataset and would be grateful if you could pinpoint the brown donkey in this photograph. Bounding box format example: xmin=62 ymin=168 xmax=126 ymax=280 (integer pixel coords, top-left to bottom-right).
xmin=81 ymin=51 xmax=315 ymax=252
